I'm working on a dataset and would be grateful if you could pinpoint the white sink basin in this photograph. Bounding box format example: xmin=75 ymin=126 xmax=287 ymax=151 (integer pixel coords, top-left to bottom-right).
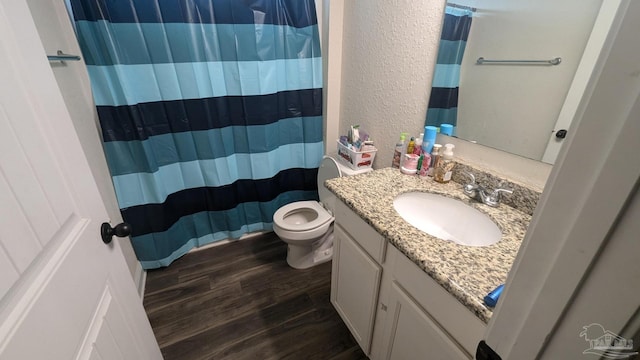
xmin=393 ymin=192 xmax=501 ymax=247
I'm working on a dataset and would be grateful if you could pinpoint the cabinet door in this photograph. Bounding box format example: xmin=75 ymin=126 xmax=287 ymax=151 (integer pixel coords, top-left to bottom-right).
xmin=331 ymin=224 xmax=382 ymax=354
xmin=379 ymin=281 xmax=470 ymax=360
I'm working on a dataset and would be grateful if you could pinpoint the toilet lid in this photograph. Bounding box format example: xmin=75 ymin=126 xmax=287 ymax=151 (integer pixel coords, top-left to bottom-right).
xmin=318 ymin=156 xmax=342 ymax=205
xmin=273 ymin=200 xmax=333 ymax=231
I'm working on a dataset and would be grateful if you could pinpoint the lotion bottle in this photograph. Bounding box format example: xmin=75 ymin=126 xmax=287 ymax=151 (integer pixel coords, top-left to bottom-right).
xmin=392 ymin=133 xmax=407 ymax=168
xmin=427 ymin=144 xmax=442 ymax=177
xmin=434 ymin=143 xmax=455 ymax=183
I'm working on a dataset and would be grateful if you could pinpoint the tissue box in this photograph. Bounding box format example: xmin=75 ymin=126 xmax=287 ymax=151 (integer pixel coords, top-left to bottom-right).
xmin=336 ymin=140 xmax=377 ymax=170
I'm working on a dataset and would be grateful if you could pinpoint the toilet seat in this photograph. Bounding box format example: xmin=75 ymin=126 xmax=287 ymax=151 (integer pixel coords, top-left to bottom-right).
xmin=273 ymin=200 xmax=333 ymax=232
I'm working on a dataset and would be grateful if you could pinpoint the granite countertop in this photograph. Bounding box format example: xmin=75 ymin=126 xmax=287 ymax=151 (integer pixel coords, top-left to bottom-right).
xmin=325 ymin=167 xmax=532 ymax=323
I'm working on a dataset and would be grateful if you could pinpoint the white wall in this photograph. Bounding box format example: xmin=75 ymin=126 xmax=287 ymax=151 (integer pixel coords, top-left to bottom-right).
xmin=457 ymin=0 xmax=602 ymax=160
xmin=338 ymin=0 xmax=446 ymax=169
xmin=25 ymin=0 xmax=142 ymax=283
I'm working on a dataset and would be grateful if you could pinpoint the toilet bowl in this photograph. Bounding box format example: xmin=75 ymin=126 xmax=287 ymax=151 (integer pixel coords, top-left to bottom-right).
xmin=273 ymin=156 xmax=372 ymax=269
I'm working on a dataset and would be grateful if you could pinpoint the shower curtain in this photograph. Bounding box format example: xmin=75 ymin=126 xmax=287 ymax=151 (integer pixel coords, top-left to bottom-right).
xmin=426 ymin=5 xmax=473 ymax=129
xmin=69 ymin=0 xmax=323 ymax=269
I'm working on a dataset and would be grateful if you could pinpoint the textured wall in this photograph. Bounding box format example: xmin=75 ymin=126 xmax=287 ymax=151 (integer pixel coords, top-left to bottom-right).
xmin=339 ymin=0 xmax=446 ymax=169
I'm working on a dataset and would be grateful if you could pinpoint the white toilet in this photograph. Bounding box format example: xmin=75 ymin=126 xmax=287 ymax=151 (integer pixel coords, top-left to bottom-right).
xmin=273 ymin=156 xmax=372 ymax=269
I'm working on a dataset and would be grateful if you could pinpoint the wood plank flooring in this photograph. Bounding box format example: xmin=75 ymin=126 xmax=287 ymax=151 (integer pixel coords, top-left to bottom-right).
xmin=143 ymin=232 xmax=367 ymax=360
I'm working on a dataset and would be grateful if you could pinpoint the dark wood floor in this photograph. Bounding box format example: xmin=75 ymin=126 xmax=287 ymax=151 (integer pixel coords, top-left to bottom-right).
xmin=143 ymin=232 xmax=367 ymax=360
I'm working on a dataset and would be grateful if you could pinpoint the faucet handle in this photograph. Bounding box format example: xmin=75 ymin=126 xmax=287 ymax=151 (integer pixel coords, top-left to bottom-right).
xmin=492 ymin=188 xmax=513 ymax=196
xmin=462 ymin=172 xmax=478 ymax=197
xmin=463 ymin=171 xmax=476 ymax=184
xmin=485 ymin=188 xmax=513 ymax=206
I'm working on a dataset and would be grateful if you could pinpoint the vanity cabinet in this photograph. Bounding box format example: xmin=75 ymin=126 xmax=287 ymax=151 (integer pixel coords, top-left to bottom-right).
xmin=331 ymin=201 xmax=386 ymax=354
xmin=373 ymin=244 xmax=483 ymax=359
xmin=378 ymin=281 xmax=468 ymax=360
xmin=331 ymin=201 xmax=485 ymax=359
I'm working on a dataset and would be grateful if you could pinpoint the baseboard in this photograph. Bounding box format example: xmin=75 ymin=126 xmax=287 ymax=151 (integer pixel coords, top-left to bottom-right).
xmin=188 ymin=230 xmax=272 ymax=254
xmin=134 ymin=262 xmax=146 ymax=300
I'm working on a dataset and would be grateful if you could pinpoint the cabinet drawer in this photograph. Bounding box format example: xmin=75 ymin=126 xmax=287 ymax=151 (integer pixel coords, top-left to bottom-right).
xmin=334 ymin=200 xmax=386 ymax=263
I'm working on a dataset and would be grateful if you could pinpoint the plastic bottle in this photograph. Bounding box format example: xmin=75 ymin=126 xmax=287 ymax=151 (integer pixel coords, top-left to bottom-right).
xmin=423 ymin=126 xmax=438 ymax=154
xmin=484 ymin=284 xmax=505 ymax=308
xmin=392 ymin=133 xmax=408 ymax=168
xmin=418 ymin=151 xmax=431 ymax=177
xmin=440 ymin=123 xmax=454 ymax=136
xmin=434 ymin=143 xmax=455 ymax=183
xmin=412 ymin=133 xmax=423 ymax=156
xmin=406 ymin=137 xmax=415 ymax=155
xmin=427 ymin=144 xmax=442 ymax=177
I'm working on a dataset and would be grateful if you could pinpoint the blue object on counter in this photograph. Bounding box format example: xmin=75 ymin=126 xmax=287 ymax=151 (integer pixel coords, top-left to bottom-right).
xmin=484 ymin=284 xmax=504 ymax=308
xmin=440 ymin=123 xmax=454 ymax=136
xmin=423 ymin=126 xmax=438 ymax=154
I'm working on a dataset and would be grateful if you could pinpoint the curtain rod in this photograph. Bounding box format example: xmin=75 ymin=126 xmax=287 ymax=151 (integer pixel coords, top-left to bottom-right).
xmin=447 ymin=3 xmax=477 ymax=12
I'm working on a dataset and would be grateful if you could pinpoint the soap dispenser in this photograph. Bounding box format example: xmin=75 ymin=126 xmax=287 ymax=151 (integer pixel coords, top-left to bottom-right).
xmin=434 ymin=144 xmax=455 ymax=183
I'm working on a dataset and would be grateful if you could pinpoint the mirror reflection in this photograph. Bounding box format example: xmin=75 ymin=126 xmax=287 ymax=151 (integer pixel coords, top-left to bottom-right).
xmin=427 ymin=0 xmax=605 ymax=164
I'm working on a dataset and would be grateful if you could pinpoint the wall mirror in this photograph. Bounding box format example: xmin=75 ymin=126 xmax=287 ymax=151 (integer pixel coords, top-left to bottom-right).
xmin=427 ymin=0 xmax=611 ymax=164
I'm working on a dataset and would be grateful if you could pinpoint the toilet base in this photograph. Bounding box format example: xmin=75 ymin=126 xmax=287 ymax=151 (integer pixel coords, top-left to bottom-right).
xmin=285 ymin=230 xmax=334 ymax=269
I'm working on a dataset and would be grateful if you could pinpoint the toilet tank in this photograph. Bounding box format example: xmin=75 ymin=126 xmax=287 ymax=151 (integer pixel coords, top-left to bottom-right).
xmin=318 ymin=156 xmax=372 ymax=215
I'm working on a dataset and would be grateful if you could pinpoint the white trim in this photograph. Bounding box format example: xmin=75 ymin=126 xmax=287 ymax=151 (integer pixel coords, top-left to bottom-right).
xmin=484 ymin=1 xmax=640 ymax=357
xmin=322 ymin=0 xmax=344 ymax=155
xmin=187 ymin=230 xmax=272 ymax=253
xmin=134 ymin=263 xmax=146 ymax=300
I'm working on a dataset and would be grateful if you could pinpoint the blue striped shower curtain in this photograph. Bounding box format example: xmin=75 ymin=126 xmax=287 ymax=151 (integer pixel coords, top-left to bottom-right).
xmin=69 ymin=0 xmax=323 ymax=269
xmin=426 ymin=6 xmax=473 ymax=129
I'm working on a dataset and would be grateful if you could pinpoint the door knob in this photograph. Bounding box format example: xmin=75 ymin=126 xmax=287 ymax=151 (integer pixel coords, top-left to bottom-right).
xmin=555 ymin=129 xmax=568 ymax=139
xmin=101 ymin=222 xmax=131 ymax=244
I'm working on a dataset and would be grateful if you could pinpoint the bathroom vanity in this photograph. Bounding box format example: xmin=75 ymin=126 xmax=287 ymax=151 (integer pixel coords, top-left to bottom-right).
xmin=326 ymin=166 xmax=535 ymax=359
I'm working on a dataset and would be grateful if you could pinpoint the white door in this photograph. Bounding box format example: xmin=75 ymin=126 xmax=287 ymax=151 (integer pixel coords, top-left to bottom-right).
xmin=0 ymin=1 xmax=162 ymax=359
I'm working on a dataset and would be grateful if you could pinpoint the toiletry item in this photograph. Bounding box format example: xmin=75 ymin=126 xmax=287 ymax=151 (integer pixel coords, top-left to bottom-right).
xmin=427 ymin=144 xmax=442 ymax=177
xmin=401 ymin=153 xmax=419 ymax=175
xmin=406 ymin=137 xmax=415 ymax=155
xmin=402 ymin=154 xmax=419 ymax=172
xmin=423 ymin=126 xmax=438 ymax=154
xmin=440 ymin=123 xmax=454 ymax=136
xmin=361 ymin=140 xmax=375 ymax=152
xmin=483 ymin=284 xmax=505 ymax=308
xmin=434 ymin=143 xmax=455 ymax=183
xmin=392 ymin=133 xmax=408 ymax=168
xmin=413 ymin=133 xmax=423 ymax=155
xmin=418 ymin=151 xmax=430 ymax=177
xmin=348 ymin=125 xmax=360 ymax=143
xmin=400 ymin=167 xmax=417 ymax=175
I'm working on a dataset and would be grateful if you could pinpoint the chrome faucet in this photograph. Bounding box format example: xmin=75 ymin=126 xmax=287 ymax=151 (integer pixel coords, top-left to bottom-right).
xmin=462 ymin=172 xmax=513 ymax=207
